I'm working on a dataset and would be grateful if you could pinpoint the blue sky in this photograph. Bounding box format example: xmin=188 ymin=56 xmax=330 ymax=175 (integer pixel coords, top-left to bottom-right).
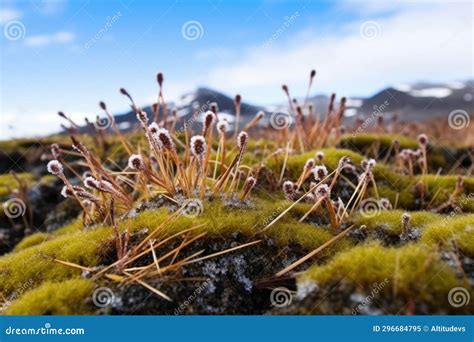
xmin=0 ymin=0 xmax=472 ymax=138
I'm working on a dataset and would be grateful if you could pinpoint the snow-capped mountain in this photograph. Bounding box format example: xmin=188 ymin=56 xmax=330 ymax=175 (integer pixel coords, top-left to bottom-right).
xmin=356 ymin=80 xmax=473 ymax=121
xmin=105 ymin=80 xmax=473 ymax=132
xmin=112 ymin=87 xmax=265 ymax=131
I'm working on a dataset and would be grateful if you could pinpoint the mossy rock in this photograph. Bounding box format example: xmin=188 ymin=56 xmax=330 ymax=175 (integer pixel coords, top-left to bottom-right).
xmin=296 ymin=243 xmax=471 ymax=313
xmin=0 ymin=225 xmax=112 ymax=295
xmin=0 ymin=197 xmax=353 ymax=311
xmin=13 ymin=233 xmax=51 ymax=252
xmin=4 ymin=278 xmax=94 ymax=315
xmin=339 ymin=133 xmax=418 ymax=152
xmin=422 ymin=214 xmax=474 ymax=257
xmin=354 ymin=210 xmax=440 ymax=235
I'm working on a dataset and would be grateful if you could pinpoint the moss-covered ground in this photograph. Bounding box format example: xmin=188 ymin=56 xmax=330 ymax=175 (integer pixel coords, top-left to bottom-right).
xmin=0 ymin=133 xmax=473 ymax=315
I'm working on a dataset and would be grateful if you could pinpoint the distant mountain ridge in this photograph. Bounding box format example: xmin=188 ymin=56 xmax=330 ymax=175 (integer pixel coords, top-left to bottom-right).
xmin=106 ymin=80 xmax=473 ymax=131
xmin=357 ymin=80 xmax=473 ymax=121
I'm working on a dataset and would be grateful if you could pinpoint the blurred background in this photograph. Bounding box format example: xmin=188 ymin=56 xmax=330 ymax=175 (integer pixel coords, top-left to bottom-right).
xmin=0 ymin=0 xmax=472 ymax=139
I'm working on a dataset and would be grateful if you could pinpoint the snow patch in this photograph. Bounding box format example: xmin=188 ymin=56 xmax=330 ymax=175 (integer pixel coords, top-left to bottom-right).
xmin=409 ymin=87 xmax=452 ymax=98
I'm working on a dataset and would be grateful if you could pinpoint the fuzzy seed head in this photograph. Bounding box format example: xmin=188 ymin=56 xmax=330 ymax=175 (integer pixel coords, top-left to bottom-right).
xmin=210 ymin=102 xmax=218 ymax=114
xmin=316 ymin=151 xmax=325 ymax=162
xmin=157 ymin=72 xmax=164 ymax=86
xmin=379 ymin=198 xmax=392 ymax=210
xmin=203 ymin=111 xmax=216 ymax=134
xmin=234 ymin=94 xmax=241 ymax=104
xmin=315 ymin=184 xmax=330 ymax=198
xmin=61 ymin=186 xmax=71 ymax=198
xmin=148 ymin=122 xmax=159 ymax=134
xmin=399 ymin=149 xmax=411 ymax=160
xmin=84 ymin=176 xmax=100 ymax=190
xmin=156 ymin=128 xmax=175 ymax=151
xmin=305 ymin=193 xmax=316 ymax=203
xmin=47 ymin=160 xmax=63 ymax=176
xmin=312 ymin=165 xmax=328 ymax=180
xmin=417 ymin=134 xmax=428 ymax=146
xmin=84 ymin=176 xmax=114 ymax=194
xmin=217 ymin=120 xmax=229 ymax=133
xmin=338 ymin=156 xmax=351 ymax=169
xmin=282 ymin=181 xmax=295 ymax=199
xmin=304 ymin=158 xmax=315 ymax=171
xmin=190 ymin=135 xmax=207 ymax=160
xmin=128 ymin=154 xmax=145 ymax=171
xmin=402 ymin=212 xmax=411 ymax=225
xmin=246 ymin=176 xmax=256 ymax=187
xmin=137 ymin=111 xmax=149 ymax=126
xmin=243 ymin=176 xmax=257 ymax=193
xmin=237 ymin=131 xmax=248 ymax=150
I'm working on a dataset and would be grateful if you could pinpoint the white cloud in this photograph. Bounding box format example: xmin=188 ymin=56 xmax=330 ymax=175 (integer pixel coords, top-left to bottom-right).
xmin=0 ymin=109 xmax=94 ymax=140
xmin=24 ymin=31 xmax=75 ymax=47
xmin=30 ymin=0 xmax=66 ymax=15
xmin=0 ymin=8 xmax=22 ymax=23
xmin=206 ymin=1 xmax=472 ymax=102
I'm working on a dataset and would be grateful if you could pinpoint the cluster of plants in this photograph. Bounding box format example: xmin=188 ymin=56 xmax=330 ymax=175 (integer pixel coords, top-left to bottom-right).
xmin=0 ymin=70 xmax=472 ymax=314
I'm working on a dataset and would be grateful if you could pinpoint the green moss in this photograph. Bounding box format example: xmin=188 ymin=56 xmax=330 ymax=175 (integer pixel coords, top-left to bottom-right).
xmin=354 ymin=210 xmax=440 ymax=235
xmin=0 ymin=173 xmax=35 ymax=198
xmin=422 ymin=214 xmax=474 ymax=256
xmin=417 ymin=174 xmax=474 ymax=206
xmin=0 ymin=196 xmax=353 ymax=311
xmin=299 ymin=243 xmax=467 ymax=304
xmin=0 ymin=226 xmax=112 ymax=295
xmin=5 ymin=278 xmax=94 ymax=315
xmin=369 ymin=170 xmax=474 ymax=212
xmin=339 ymin=133 xmax=418 ymax=152
xmin=13 ymin=233 xmax=51 ymax=252
xmin=124 ymin=198 xmax=351 ymax=257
